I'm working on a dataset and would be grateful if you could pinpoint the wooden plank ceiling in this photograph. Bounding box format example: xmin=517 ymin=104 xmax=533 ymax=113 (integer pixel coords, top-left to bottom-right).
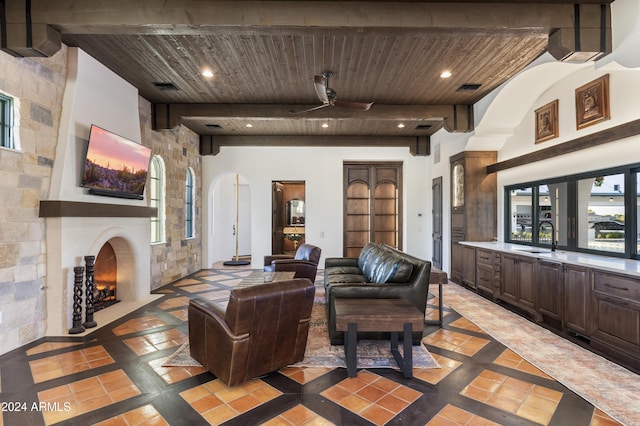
xmin=2 ymin=0 xmax=614 ymax=152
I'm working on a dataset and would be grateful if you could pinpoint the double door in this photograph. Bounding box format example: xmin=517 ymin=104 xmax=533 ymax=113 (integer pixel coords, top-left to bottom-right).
xmin=343 ymin=162 xmax=402 ymax=257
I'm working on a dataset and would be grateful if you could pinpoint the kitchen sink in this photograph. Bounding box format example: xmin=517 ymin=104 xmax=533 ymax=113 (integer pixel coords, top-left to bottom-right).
xmin=515 ymin=248 xmax=551 ymax=254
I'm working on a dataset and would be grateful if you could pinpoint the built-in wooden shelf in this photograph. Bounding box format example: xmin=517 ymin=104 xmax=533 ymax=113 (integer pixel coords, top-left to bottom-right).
xmin=39 ymin=200 xmax=157 ymax=218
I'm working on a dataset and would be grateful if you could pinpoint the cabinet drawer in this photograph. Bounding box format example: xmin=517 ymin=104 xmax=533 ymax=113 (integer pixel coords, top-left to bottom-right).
xmin=477 ymin=265 xmax=493 ymax=285
xmin=593 ymin=271 xmax=640 ymax=301
xmin=476 ymin=249 xmax=493 ymax=265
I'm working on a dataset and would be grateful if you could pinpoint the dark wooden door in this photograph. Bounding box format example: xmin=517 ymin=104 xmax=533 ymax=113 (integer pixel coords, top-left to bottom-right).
xmin=563 ymin=265 xmax=590 ymax=336
xmin=432 ymin=176 xmax=443 ymax=269
xmin=518 ymin=256 xmax=536 ymax=311
xmin=500 ymin=253 xmax=519 ymax=305
xmin=537 ymin=260 xmax=563 ymax=323
xmin=343 ymin=162 xmax=402 ymax=257
xmin=271 ymin=182 xmax=285 ymax=254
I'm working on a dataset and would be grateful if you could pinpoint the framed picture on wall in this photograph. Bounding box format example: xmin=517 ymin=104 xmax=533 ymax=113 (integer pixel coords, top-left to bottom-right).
xmin=534 ymin=99 xmax=559 ymax=144
xmin=575 ymin=74 xmax=610 ymax=130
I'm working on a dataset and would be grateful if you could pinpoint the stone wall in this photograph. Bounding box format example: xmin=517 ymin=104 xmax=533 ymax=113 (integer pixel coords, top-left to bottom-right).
xmin=0 ymin=46 xmax=68 ymax=352
xmin=139 ymin=98 xmax=202 ymax=289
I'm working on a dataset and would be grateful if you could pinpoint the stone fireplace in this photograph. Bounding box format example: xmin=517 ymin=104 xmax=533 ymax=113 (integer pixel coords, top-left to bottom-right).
xmin=41 ymin=203 xmax=156 ymax=336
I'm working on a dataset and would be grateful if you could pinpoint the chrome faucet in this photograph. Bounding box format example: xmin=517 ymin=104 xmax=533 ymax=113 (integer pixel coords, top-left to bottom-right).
xmin=538 ymin=221 xmax=557 ymax=252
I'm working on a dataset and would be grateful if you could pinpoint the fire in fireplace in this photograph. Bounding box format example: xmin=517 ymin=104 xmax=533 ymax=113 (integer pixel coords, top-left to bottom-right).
xmin=94 ymin=242 xmax=119 ymax=311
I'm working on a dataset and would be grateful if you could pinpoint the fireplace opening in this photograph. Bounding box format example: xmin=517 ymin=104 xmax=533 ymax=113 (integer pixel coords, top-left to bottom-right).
xmin=93 ymin=241 xmax=119 ymax=311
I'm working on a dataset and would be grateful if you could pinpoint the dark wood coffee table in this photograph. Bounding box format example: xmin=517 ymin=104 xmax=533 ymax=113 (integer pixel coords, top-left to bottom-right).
xmin=334 ymin=299 xmax=424 ymax=378
xmin=236 ymin=270 xmax=296 ymax=288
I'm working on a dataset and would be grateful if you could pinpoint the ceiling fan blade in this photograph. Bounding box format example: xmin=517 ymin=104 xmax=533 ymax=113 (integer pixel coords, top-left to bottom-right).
xmin=314 ymin=75 xmax=329 ymax=104
xmin=289 ymin=103 xmax=330 ymax=114
xmin=332 ymin=100 xmax=373 ymax=111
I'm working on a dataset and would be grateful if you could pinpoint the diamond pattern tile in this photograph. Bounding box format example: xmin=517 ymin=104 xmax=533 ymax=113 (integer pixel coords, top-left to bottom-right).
xmin=0 ymin=268 xmax=630 ymax=425
xmin=321 ymin=370 xmax=422 ymax=425
xmin=29 ymin=345 xmax=114 ymax=383
xmin=180 ymin=379 xmax=282 ymax=424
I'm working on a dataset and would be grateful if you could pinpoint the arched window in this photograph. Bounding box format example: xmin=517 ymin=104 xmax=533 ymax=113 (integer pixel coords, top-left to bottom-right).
xmin=185 ymin=168 xmax=195 ymax=238
xmin=1 ymin=92 xmax=16 ymax=149
xmin=149 ymin=156 xmax=166 ymax=243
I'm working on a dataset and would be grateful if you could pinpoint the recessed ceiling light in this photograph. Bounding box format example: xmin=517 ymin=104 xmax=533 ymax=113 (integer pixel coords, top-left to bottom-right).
xmin=397 ymin=123 xmax=405 ymax=128
xmin=245 ymin=123 xmax=253 ymax=128
xmin=201 ymin=69 xmax=214 ymax=78
xmin=440 ymin=70 xmax=452 ymax=78
xmin=321 ymin=123 xmax=329 ymax=128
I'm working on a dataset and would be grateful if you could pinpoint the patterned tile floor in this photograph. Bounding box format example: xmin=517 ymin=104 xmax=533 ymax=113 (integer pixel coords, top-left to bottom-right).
xmin=0 ymin=268 xmax=630 ymax=425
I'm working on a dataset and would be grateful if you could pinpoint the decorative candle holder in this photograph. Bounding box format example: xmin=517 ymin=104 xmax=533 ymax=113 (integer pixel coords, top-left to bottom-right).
xmin=83 ymin=255 xmax=97 ymax=328
xmin=68 ymin=266 xmax=86 ymax=334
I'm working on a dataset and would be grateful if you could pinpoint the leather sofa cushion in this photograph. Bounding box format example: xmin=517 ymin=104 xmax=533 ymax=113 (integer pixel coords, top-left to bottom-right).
xmin=325 ymin=266 xmax=362 ymax=275
xmin=357 ymin=243 xmax=378 ymax=272
xmin=362 ymin=250 xmax=414 ymax=284
xmin=326 ymin=273 xmax=367 ymax=284
xmin=385 ymin=258 xmax=414 ymax=283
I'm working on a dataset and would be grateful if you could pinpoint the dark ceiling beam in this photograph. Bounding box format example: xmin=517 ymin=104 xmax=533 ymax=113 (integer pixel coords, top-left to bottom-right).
xmin=199 ymin=135 xmax=431 ymax=157
xmin=4 ymin=1 xmax=611 ymax=61
xmin=547 ymin=3 xmax=612 ymax=62
xmin=9 ymin=1 xmax=608 ymax=33
xmin=152 ymin=103 xmax=472 ymax=133
xmin=486 ymin=118 xmax=640 ymax=174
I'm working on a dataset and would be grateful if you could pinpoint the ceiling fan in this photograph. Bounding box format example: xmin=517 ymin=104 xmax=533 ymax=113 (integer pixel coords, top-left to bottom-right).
xmin=290 ymin=71 xmax=373 ymax=114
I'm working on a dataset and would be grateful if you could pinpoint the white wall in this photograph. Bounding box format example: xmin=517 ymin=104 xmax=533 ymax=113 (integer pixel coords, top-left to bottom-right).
xmin=50 ymin=48 xmax=143 ymax=204
xmin=202 ymin=146 xmax=431 ymax=269
xmin=46 ymin=48 xmax=152 ymax=335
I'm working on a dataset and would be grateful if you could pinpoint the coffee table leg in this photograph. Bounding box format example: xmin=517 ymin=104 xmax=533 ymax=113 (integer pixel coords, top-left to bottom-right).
xmin=403 ymin=322 xmax=413 ymax=378
xmin=390 ymin=323 xmax=414 ymax=378
xmin=345 ymin=322 xmax=358 ymax=377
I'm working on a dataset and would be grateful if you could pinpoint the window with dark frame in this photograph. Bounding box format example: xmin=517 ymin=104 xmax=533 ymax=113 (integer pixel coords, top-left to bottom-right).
xmin=505 ymin=164 xmax=639 ymax=259
xmin=1 ymin=94 xmax=13 ymax=149
xmin=150 ymin=156 xmax=165 ymax=244
xmin=185 ymin=168 xmax=195 ymax=239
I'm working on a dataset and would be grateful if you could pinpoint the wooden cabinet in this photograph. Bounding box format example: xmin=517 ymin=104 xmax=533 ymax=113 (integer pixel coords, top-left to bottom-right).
xmin=465 ymin=245 xmax=640 ymax=371
xmin=449 ymin=151 xmax=497 ymax=284
xmin=476 ymin=248 xmax=500 ymax=298
xmin=536 ymin=260 xmax=563 ymax=327
xmin=563 ymin=265 xmax=590 ymax=337
xmin=461 ymin=245 xmax=476 ymax=289
xmin=500 ymin=253 xmax=536 ymax=317
xmin=591 ymin=271 xmax=640 ymax=370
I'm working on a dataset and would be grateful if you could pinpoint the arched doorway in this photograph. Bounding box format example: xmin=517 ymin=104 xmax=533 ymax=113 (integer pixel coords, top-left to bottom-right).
xmin=207 ymin=173 xmax=252 ymax=266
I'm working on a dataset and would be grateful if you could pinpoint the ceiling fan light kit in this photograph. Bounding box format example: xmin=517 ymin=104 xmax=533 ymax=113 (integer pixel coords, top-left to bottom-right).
xmin=290 ymin=71 xmax=373 ymax=114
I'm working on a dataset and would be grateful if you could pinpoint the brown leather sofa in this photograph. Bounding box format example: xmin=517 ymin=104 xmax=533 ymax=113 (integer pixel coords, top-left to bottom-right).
xmin=263 ymin=243 xmax=321 ymax=282
xmin=324 ymin=243 xmax=431 ymax=345
xmin=188 ymin=278 xmax=315 ymax=386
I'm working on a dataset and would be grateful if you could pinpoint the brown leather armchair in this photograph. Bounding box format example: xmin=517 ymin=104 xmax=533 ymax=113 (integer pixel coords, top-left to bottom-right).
xmin=263 ymin=243 xmax=321 ymax=282
xmin=188 ymin=278 xmax=315 ymax=387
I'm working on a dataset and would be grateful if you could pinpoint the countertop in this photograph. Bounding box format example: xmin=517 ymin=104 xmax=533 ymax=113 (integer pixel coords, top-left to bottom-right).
xmin=460 ymin=241 xmax=640 ymax=277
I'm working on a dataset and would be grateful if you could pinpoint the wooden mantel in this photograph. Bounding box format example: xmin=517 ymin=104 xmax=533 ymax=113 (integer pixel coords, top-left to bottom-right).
xmin=39 ymin=200 xmax=157 ymax=218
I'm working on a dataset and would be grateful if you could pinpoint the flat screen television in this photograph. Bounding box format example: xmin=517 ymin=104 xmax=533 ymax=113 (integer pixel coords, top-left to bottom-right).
xmin=81 ymin=124 xmax=152 ymax=200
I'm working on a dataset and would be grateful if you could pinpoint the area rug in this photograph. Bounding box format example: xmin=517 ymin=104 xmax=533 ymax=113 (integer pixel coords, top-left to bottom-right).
xmin=163 ymin=342 xmax=202 ymax=367
xmin=163 ymin=303 xmax=439 ymax=370
xmin=295 ymin=304 xmax=440 ymax=370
